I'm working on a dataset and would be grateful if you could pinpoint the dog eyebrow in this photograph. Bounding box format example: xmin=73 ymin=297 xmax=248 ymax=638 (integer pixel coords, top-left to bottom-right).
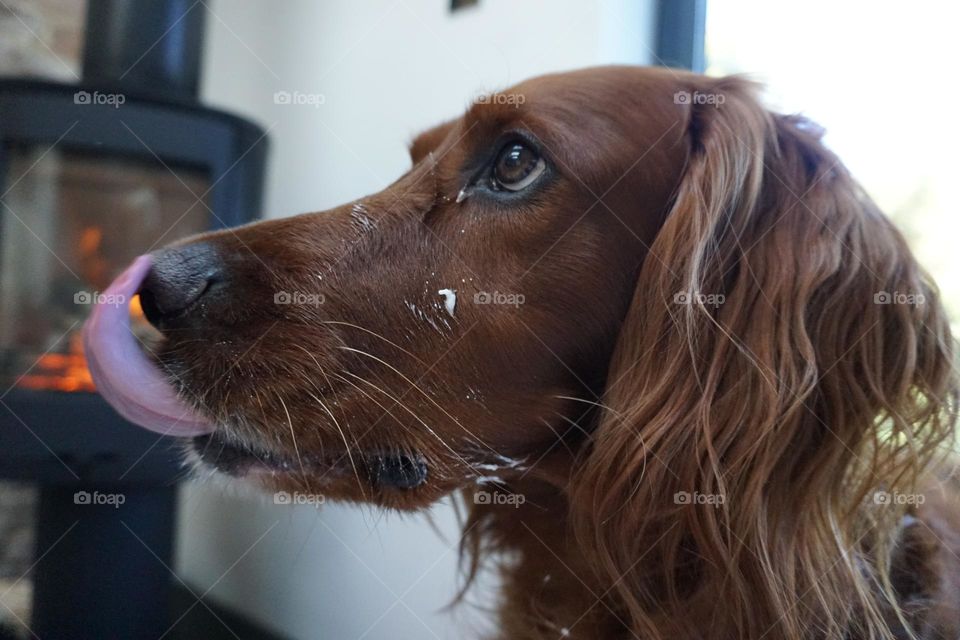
xmin=409 ymin=120 xmax=456 ymax=164
xmin=408 ymin=100 xmax=526 ymax=165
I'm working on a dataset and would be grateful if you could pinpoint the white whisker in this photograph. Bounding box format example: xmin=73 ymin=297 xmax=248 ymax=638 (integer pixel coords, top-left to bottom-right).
xmin=278 ymin=396 xmax=310 ymax=492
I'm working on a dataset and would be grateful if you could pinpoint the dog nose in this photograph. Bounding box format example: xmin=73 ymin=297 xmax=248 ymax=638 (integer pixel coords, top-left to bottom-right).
xmin=139 ymin=243 xmax=222 ymax=329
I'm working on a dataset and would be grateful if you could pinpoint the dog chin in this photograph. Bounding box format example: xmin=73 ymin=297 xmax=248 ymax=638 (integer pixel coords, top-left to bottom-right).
xmin=182 ymin=431 xmax=451 ymax=510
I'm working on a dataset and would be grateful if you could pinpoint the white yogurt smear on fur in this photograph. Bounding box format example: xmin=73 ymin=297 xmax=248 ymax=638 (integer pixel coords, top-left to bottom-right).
xmin=437 ymin=289 xmax=456 ymax=317
xmin=350 ymin=203 xmax=375 ymax=232
xmin=405 ymin=301 xmax=443 ymax=333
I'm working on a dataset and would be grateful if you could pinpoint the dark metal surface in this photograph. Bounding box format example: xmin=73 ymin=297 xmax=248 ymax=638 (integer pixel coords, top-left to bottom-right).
xmin=0 ymin=390 xmax=185 ymax=485
xmin=655 ymin=0 xmax=707 ymax=72
xmin=31 ymin=485 xmax=177 ymax=640
xmin=0 ymin=79 xmax=267 ymax=232
xmin=83 ymin=0 xmax=207 ymax=100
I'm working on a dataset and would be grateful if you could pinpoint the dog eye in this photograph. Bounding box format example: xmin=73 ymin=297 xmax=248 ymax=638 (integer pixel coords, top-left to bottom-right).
xmin=492 ymin=142 xmax=545 ymax=191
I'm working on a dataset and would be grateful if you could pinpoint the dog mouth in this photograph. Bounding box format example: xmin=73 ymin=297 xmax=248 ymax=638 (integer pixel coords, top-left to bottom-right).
xmin=190 ymin=432 xmax=429 ymax=490
xmin=85 ymin=256 xmax=433 ymax=493
xmin=82 ymin=255 xmax=215 ymax=437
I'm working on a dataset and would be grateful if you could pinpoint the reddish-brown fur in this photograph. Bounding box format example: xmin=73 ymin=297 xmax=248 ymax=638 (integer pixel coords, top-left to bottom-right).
xmin=157 ymin=67 xmax=959 ymax=639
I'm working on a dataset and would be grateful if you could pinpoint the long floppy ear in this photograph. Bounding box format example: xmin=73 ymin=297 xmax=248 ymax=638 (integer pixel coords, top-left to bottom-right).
xmin=571 ymin=76 xmax=958 ymax=640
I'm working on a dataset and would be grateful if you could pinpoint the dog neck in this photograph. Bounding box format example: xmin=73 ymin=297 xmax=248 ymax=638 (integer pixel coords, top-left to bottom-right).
xmin=466 ymin=467 xmax=625 ymax=639
xmin=466 ymin=461 xmax=960 ymax=639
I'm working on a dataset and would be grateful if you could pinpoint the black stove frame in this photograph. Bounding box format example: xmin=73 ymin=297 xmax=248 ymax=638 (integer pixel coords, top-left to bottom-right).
xmin=0 ymin=36 xmax=266 ymax=640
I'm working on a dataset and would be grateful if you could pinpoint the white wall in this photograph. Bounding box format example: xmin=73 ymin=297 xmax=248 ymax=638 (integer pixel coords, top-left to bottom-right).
xmin=177 ymin=1 xmax=655 ymax=638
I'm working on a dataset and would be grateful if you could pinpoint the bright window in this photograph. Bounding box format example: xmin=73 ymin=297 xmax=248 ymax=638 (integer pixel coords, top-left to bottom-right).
xmin=706 ymin=1 xmax=960 ymax=326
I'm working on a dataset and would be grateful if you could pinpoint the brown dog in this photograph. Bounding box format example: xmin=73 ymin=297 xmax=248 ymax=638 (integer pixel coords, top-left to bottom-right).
xmin=86 ymin=66 xmax=960 ymax=639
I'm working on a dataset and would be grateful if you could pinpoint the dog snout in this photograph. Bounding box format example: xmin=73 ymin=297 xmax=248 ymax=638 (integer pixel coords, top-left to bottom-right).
xmin=140 ymin=242 xmax=224 ymax=330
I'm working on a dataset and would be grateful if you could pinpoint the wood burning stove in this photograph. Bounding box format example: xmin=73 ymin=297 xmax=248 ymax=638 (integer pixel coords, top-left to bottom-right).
xmin=0 ymin=1 xmax=266 ymax=637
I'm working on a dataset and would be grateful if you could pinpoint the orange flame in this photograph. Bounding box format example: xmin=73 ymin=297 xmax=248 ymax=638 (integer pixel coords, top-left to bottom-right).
xmin=17 ymin=294 xmax=145 ymax=393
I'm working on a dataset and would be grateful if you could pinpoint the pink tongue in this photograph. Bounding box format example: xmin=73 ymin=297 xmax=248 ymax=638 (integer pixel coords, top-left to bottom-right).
xmin=83 ymin=255 xmax=214 ymax=436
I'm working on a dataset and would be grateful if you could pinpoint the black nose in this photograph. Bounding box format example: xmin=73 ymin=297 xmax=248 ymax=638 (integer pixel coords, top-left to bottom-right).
xmin=139 ymin=243 xmax=222 ymax=329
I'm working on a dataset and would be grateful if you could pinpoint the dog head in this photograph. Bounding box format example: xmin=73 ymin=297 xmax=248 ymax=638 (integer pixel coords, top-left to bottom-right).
xmin=90 ymin=67 xmax=695 ymax=507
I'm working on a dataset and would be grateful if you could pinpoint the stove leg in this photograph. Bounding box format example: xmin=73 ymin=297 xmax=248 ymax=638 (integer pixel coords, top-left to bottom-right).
xmin=30 ymin=485 xmax=177 ymax=640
